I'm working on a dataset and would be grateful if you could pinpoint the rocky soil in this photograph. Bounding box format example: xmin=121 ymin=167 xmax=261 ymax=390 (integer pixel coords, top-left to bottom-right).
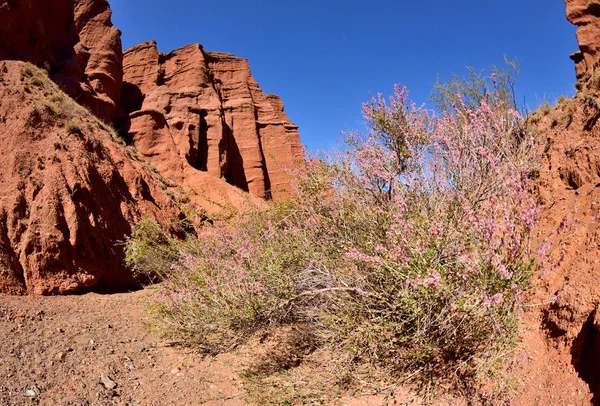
xmin=0 ymin=288 xmax=247 ymax=406
xmin=0 ymin=288 xmax=437 ymax=406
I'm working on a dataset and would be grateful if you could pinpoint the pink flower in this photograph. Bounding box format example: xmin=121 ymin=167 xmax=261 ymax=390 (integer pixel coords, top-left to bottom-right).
xmin=498 ymin=265 xmax=512 ymax=279
xmin=428 ymin=225 xmax=440 ymax=236
xmin=483 ymin=292 xmax=504 ymax=307
xmin=536 ymin=240 xmax=551 ymax=258
xmin=421 ymin=271 xmax=442 ymax=289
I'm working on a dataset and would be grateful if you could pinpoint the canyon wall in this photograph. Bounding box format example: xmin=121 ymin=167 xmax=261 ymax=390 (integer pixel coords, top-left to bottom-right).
xmin=0 ymin=0 xmax=303 ymax=294
xmin=0 ymin=61 xmax=182 ymax=294
xmin=566 ymin=0 xmax=600 ymax=78
xmin=0 ymin=0 xmax=123 ymax=122
xmin=514 ymin=2 xmax=600 ymax=403
xmin=121 ymin=42 xmax=303 ymax=203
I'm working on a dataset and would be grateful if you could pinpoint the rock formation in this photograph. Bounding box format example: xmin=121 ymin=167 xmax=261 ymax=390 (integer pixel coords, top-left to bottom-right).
xmin=0 ymin=0 xmax=302 ymax=208
xmin=513 ymin=3 xmax=600 ymax=403
xmin=0 ymin=62 xmax=181 ymax=294
xmin=0 ymin=0 xmax=123 ymax=122
xmin=69 ymin=0 xmax=123 ymax=122
xmin=121 ymin=42 xmax=303 ymax=204
xmin=0 ymin=0 xmax=303 ymax=294
xmin=566 ymin=0 xmax=600 ymax=78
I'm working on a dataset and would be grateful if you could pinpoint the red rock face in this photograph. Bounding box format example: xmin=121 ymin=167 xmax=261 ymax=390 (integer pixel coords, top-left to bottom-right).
xmin=566 ymin=0 xmax=600 ymax=78
xmin=71 ymin=0 xmax=123 ymax=122
xmin=0 ymin=62 xmax=181 ymax=295
xmin=0 ymin=0 xmax=303 ymax=294
xmin=0 ymin=0 xmax=122 ymax=122
xmin=121 ymin=42 xmax=303 ymax=203
xmin=0 ymin=0 xmax=75 ymax=64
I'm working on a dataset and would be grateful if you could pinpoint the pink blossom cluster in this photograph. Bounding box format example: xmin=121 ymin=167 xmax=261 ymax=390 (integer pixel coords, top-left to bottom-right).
xmin=297 ymin=84 xmax=541 ymax=309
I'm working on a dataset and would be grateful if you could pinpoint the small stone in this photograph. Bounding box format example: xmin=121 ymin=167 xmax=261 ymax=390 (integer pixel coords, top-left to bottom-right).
xmin=25 ymin=389 xmax=36 ymax=398
xmin=57 ymin=328 xmax=64 ymax=333
xmin=100 ymin=374 xmax=117 ymax=390
xmin=170 ymin=367 xmax=180 ymax=374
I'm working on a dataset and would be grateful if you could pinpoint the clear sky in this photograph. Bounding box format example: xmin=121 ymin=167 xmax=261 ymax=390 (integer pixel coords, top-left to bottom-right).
xmin=110 ymin=0 xmax=577 ymax=153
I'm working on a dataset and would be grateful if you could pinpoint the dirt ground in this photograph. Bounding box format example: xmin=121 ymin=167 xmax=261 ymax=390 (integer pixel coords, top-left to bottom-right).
xmin=0 ymin=288 xmax=430 ymax=406
xmin=0 ymin=288 xmax=250 ymax=406
xmin=3 ymin=284 xmax=592 ymax=405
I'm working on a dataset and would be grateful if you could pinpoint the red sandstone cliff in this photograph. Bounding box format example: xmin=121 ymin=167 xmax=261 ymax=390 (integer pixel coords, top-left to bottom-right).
xmin=0 ymin=0 xmax=302 ymax=207
xmin=0 ymin=0 xmax=303 ymax=294
xmin=512 ymin=2 xmax=600 ymax=404
xmin=567 ymin=0 xmax=600 ymax=79
xmin=0 ymin=0 xmax=123 ymax=122
xmin=0 ymin=61 xmax=182 ymax=294
xmin=121 ymin=42 xmax=303 ymax=204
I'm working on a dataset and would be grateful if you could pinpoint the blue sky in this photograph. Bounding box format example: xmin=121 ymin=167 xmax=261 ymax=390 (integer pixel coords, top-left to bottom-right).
xmin=110 ymin=0 xmax=577 ymax=153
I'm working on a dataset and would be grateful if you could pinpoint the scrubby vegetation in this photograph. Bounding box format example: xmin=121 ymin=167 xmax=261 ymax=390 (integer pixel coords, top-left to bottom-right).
xmin=125 ymin=69 xmax=542 ymax=399
xmin=17 ymin=63 xmax=123 ymax=142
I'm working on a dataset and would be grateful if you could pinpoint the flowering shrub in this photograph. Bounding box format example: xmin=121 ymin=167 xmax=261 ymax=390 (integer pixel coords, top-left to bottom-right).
xmin=126 ymin=82 xmax=540 ymax=391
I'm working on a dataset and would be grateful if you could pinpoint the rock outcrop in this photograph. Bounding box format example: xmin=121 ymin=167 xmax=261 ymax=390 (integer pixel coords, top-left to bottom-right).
xmin=121 ymin=42 xmax=303 ymax=204
xmin=69 ymin=0 xmax=123 ymax=122
xmin=566 ymin=0 xmax=600 ymax=78
xmin=0 ymin=0 xmax=122 ymax=122
xmin=0 ymin=62 xmax=180 ymax=294
xmin=0 ymin=0 xmax=302 ymax=208
xmin=513 ymin=3 xmax=600 ymax=404
xmin=0 ymin=0 xmax=303 ymax=294
xmin=0 ymin=0 xmax=75 ymax=66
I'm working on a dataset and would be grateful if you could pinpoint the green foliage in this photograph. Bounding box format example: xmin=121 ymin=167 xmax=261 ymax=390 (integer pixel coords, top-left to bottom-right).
xmin=430 ymin=56 xmax=519 ymax=115
xmin=124 ymin=219 xmax=179 ymax=283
